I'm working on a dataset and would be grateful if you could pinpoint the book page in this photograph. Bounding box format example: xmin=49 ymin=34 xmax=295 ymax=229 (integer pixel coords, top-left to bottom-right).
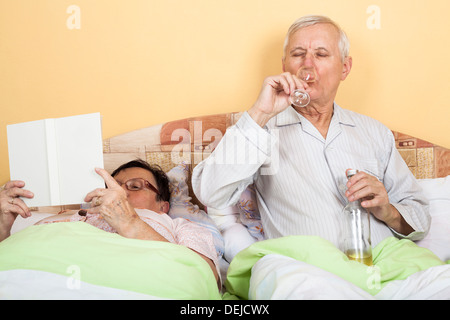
xmin=55 ymin=113 xmax=104 ymax=205
xmin=7 ymin=120 xmax=52 ymax=207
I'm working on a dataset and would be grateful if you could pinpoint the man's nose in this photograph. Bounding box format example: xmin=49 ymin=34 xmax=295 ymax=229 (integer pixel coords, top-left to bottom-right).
xmin=303 ymin=53 xmax=314 ymax=67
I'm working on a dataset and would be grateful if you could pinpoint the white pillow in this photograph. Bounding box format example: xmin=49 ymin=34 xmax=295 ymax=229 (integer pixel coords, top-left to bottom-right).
xmin=416 ymin=176 xmax=450 ymax=262
xmin=166 ymin=163 xmax=224 ymax=259
xmin=235 ymin=184 xmax=265 ymax=241
xmin=206 ymin=184 xmax=264 ymax=262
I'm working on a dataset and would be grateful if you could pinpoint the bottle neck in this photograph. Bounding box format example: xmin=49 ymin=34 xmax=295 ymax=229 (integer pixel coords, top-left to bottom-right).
xmin=346 ymin=199 xmax=370 ymax=217
xmin=347 ymin=199 xmax=361 ymax=207
xmin=346 ymin=173 xmax=360 ymax=207
xmin=348 ymin=199 xmax=361 ymax=206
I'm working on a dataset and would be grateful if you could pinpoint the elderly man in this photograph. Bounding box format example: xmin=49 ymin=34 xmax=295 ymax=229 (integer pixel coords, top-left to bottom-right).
xmin=192 ymin=15 xmax=430 ymax=251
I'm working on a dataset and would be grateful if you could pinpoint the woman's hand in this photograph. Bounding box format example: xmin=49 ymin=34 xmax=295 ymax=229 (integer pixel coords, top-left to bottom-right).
xmin=0 ymin=181 xmax=34 ymax=241
xmin=84 ymin=168 xmax=139 ymax=235
xmin=84 ymin=168 xmax=168 ymax=241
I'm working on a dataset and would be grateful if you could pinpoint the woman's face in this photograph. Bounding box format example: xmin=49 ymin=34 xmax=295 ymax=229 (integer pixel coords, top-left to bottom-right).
xmin=113 ymin=167 xmax=166 ymax=213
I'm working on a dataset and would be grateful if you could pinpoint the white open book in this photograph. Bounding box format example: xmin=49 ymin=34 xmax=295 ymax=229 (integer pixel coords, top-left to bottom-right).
xmin=7 ymin=113 xmax=105 ymax=207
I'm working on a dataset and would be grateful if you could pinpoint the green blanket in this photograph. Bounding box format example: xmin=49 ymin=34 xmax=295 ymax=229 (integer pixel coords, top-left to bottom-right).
xmin=224 ymin=235 xmax=446 ymax=299
xmin=0 ymin=222 xmax=221 ymax=300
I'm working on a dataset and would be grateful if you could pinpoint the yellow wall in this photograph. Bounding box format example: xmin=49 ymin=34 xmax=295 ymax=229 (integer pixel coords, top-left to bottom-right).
xmin=1 ymin=0 xmax=449 ymax=184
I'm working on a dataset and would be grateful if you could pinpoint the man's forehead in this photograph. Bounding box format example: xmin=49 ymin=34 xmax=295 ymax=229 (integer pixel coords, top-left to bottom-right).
xmin=288 ymin=24 xmax=339 ymax=51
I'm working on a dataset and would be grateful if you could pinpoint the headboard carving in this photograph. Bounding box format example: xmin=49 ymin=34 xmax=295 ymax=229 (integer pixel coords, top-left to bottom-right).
xmin=393 ymin=131 xmax=450 ymax=179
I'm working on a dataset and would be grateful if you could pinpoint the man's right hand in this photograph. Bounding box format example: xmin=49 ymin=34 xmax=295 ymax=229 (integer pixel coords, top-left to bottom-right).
xmin=248 ymin=72 xmax=307 ymax=127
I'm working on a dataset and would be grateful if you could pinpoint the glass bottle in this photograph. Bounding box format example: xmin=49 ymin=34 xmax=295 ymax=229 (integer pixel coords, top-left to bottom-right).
xmin=342 ymin=169 xmax=373 ymax=266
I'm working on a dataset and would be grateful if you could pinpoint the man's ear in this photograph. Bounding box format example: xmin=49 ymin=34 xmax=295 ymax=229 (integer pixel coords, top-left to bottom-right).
xmin=341 ymin=56 xmax=352 ymax=81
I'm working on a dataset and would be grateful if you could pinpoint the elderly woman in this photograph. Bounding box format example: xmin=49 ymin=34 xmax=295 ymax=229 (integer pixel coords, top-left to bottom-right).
xmin=0 ymin=159 xmax=219 ymax=284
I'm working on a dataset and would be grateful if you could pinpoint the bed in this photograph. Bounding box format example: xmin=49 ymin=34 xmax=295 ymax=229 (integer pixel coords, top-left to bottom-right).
xmin=3 ymin=111 xmax=450 ymax=300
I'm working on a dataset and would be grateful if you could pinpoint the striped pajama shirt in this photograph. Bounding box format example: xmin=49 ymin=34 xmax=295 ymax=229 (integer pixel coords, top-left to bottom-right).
xmin=192 ymin=104 xmax=430 ymax=248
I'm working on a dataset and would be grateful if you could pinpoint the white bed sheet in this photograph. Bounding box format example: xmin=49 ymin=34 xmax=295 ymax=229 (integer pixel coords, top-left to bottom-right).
xmin=0 ymin=269 xmax=166 ymax=300
xmin=249 ymin=254 xmax=450 ymax=300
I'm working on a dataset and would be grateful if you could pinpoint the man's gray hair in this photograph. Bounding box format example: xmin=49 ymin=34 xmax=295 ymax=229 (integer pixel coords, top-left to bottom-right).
xmin=282 ymin=15 xmax=350 ymax=62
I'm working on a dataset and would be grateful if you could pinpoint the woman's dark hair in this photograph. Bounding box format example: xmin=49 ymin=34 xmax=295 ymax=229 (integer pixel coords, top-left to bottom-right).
xmin=111 ymin=159 xmax=170 ymax=202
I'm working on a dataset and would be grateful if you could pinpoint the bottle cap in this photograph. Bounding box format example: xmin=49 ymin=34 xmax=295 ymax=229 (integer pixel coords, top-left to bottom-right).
xmin=346 ymin=169 xmax=358 ymax=178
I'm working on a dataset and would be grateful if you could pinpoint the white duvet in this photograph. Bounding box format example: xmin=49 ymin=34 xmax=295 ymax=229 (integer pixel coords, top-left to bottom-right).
xmin=0 ymin=269 xmax=162 ymax=300
xmin=250 ymin=254 xmax=450 ymax=300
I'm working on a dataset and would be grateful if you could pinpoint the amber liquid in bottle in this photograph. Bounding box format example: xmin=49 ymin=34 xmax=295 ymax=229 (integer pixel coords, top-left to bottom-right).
xmin=345 ymin=249 xmax=373 ymax=266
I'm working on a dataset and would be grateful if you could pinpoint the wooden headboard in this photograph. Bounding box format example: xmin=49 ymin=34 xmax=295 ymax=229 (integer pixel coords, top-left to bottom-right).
xmin=103 ymin=111 xmax=450 ymax=179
